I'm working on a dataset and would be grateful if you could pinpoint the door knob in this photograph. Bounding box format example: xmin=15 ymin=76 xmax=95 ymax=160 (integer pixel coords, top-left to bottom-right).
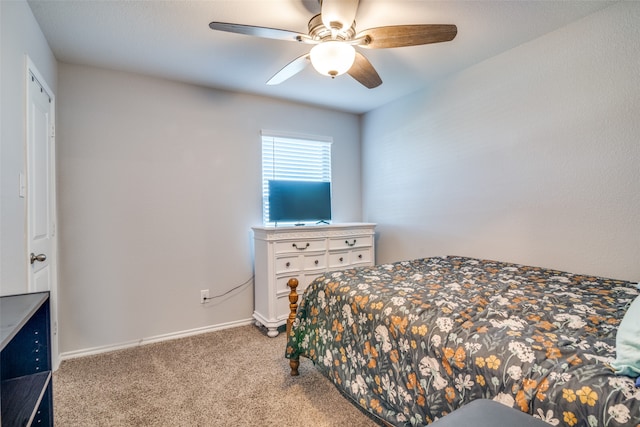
xmin=30 ymin=253 xmax=47 ymax=264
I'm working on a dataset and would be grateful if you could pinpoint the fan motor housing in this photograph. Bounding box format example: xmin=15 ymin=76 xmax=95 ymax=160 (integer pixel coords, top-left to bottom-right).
xmin=308 ymin=14 xmax=356 ymax=41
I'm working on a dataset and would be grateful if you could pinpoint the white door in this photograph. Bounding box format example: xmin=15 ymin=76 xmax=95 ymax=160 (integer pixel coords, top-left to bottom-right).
xmin=26 ymin=59 xmax=59 ymax=369
xmin=27 ymin=70 xmax=55 ymax=293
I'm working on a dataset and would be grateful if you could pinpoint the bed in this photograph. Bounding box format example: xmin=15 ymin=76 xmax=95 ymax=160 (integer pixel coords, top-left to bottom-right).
xmin=285 ymin=256 xmax=640 ymax=426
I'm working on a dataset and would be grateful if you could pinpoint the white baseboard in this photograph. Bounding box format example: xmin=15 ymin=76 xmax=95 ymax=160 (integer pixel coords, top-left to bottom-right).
xmin=58 ymin=317 xmax=255 ymax=362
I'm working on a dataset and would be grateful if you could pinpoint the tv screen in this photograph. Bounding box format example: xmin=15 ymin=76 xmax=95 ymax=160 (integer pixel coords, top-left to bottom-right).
xmin=268 ymin=180 xmax=331 ymax=224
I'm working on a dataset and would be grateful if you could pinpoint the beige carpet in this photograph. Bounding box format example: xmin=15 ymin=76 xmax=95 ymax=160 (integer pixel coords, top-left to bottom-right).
xmin=53 ymin=325 xmax=379 ymax=426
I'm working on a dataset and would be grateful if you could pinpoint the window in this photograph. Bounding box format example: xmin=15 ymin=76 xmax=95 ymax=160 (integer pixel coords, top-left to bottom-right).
xmin=261 ymin=132 xmax=332 ymax=225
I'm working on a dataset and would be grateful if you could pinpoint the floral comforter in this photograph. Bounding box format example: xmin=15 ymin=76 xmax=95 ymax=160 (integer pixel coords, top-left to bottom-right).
xmin=285 ymin=256 xmax=640 ymax=426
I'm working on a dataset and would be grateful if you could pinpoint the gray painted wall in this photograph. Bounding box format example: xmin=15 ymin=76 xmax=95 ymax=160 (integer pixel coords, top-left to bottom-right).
xmin=56 ymin=63 xmax=362 ymax=354
xmin=362 ymin=2 xmax=640 ymax=282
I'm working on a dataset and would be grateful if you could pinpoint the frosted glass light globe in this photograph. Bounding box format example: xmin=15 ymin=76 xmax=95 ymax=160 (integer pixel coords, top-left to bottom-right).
xmin=310 ymin=41 xmax=356 ymax=78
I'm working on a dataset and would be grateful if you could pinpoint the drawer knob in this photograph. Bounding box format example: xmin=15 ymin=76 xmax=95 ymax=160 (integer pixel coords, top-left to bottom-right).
xmin=339 ymin=257 xmax=344 ymax=262
xmin=345 ymin=239 xmax=357 ymax=247
xmin=314 ymin=260 xmax=319 ymax=265
xmin=292 ymin=243 xmax=310 ymax=250
xmin=358 ymin=254 xmax=363 ymax=259
xmin=286 ymin=262 xmax=290 ymax=267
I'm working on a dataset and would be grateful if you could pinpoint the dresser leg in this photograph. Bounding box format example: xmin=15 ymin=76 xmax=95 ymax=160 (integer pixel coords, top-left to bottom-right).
xmin=266 ymin=327 xmax=279 ymax=338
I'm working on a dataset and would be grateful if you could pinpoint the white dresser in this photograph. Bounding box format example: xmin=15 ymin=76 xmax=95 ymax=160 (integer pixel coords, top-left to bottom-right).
xmin=252 ymin=223 xmax=376 ymax=337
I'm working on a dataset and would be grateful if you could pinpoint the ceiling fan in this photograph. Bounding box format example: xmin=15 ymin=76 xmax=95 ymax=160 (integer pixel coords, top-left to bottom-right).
xmin=208 ymin=0 xmax=457 ymax=89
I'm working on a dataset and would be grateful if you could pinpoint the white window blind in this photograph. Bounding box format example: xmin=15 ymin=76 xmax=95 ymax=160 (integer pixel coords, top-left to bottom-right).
xmin=261 ymin=133 xmax=332 ymax=225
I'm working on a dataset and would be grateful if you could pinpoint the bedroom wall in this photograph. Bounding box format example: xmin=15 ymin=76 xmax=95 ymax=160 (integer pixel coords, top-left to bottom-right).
xmin=362 ymin=1 xmax=640 ymax=282
xmin=0 ymin=0 xmax=57 ymax=295
xmin=56 ymin=63 xmax=362 ymax=355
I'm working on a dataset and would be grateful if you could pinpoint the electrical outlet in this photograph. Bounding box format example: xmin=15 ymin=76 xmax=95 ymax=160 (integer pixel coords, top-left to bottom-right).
xmin=200 ymin=289 xmax=209 ymax=304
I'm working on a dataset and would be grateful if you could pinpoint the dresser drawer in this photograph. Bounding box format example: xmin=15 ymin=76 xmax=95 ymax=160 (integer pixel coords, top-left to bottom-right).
xmin=328 ymin=248 xmax=373 ymax=269
xmin=328 ymin=235 xmax=373 ymax=251
xmin=275 ymin=255 xmax=301 ymax=274
xmin=303 ymin=253 xmax=327 ymax=270
xmin=328 ymin=251 xmax=350 ymax=269
xmin=275 ymin=239 xmax=325 ymax=254
xmin=276 ymin=272 xmax=325 ymax=295
xmin=351 ymin=248 xmax=373 ymax=265
xmin=275 ymin=253 xmax=326 ymax=276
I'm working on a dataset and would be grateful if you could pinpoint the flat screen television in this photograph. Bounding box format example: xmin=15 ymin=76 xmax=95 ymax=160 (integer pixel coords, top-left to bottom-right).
xmin=268 ymin=180 xmax=331 ymax=224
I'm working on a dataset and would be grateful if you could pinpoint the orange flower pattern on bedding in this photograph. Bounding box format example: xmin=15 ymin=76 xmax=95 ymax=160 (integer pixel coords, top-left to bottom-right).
xmin=285 ymin=256 xmax=640 ymax=426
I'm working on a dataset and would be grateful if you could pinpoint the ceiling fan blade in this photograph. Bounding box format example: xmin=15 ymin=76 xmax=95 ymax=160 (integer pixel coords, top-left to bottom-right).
xmin=357 ymin=24 xmax=457 ymax=49
xmin=209 ymin=22 xmax=307 ymax=42
xmin=347 ymin=52 xmax=382 ymax=89
xmin=266 ymin=54 xmax=311 ymax=85
xmin=320 ymin=0 xmax=359 ymax=32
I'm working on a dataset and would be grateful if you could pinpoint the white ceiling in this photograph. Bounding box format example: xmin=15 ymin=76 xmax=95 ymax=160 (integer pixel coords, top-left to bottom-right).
xmin=27 ymin=0 xmax=615 ymax=114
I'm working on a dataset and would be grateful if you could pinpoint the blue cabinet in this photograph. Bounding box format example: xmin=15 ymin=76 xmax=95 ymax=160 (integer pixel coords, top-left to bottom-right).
xmin=1 ymin=292 xmax=53 ymax=426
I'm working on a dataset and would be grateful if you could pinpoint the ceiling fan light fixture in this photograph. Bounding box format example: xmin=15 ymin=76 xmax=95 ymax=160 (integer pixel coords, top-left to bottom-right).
xmin=210 ymin=0 xmax=457 ymax=89
xmin=310 ymin=41 xmax=356 ymax=78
